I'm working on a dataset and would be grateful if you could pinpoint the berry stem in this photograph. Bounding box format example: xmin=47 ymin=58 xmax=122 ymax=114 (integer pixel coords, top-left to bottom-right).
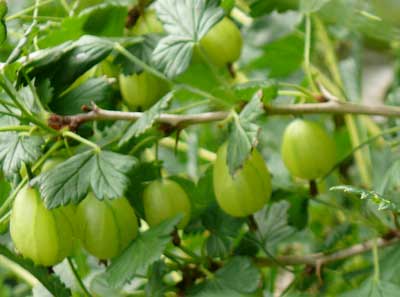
xmin=309 ymin=180 xmax=318 ymax=197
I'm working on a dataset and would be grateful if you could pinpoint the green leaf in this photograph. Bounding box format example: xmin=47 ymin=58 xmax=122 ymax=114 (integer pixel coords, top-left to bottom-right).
xmin=214 ymin=257 xmax=261 ymax=294
xmin=247 ymin=34 xmax=304 ymax=78
xmin=0 ymin=244 xmax=71 ymax=297
xmin=190 ymin=257 xmax=261 ymax=296
xmin=114 ymin=35 xmax=160 ymax=75
xmin=254 ymin=201 xmax=296 ymax=252
xmin=153 ymin=0 xmax=224 ymax=77
xmin=0 ymin=134 xmax=42 ymax=178
xmin=50 ymin=77 xmax=113 ymax=115
xmin=233 ymin=80 xmax=278 ymax=103
xmin=33 ymin=150 xmax=136 ymax=208
xmin=145 ymin=261 xmax=168 ymax=297
xmin=249 ymin=0 xmax=299 ymax=17
xmin=39 ymin=4 xmax=128 ymax=48
xmin=271 ymin=189 xmax=309 ymax=230
xmin=22 ymin=35 xmax=113 ymax=96
xmin=206 ymin=233 xmax=231 ymax=258
xmin=300 ymin=0 xmax=331 ymax=13
xmin=342 ymin=280 xmax=400 ymax=297
xmin=330 ymin=185 xmax=400 ymax=212
xmin=126 ymin=161 xmax=162 ymax=218
xmin=119 ymin=92 xmax=174 ymax=146
xmin=227 ymin=91 xmax=264 ymax=175
xmin=102 ymin=215 xmax=182 ymax=288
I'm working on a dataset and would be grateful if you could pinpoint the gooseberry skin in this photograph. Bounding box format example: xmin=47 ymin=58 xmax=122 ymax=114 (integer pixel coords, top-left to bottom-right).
xmin=76 ymin=193 xmax=138 ymax=260
xmin=213 ymin=145 xmax=272 ymax=217
xmin=119 ymin=71 xmax=169 ymax=111
xmin=10 ymin=186 xmax=74 ymax=266
xmin=281 ymin=119 xmax=336 ymax=180
xmin=200 ymin=17 xmax=243 ymax=68
xmin=143 ymin=179 xmax=191 ymax=229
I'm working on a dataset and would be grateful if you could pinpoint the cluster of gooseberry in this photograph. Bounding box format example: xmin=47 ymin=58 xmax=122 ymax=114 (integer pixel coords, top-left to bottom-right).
xmin=9 ymin=9 xmax=337 ymax=267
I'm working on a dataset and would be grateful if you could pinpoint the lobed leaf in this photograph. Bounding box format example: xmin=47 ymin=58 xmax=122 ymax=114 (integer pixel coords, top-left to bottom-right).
xmin=33 ymin=150 xmax=136 ymax=208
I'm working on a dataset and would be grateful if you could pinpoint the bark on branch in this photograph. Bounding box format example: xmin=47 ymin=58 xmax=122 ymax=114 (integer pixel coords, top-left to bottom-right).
xmin=48 ymin=100 xmax=400 ymax=131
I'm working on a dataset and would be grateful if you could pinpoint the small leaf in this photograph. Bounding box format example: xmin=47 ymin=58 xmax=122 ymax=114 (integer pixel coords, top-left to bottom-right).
xmin=0 ymin=134 xmax=42 ymax=178
xmin=102 ymin=215 xmax=182 ymax=288
xmin=227 ymin=91 xmax=264 ymax=175
xmin=33 ymin=150 xmax=136 ymax=208
xmin=330 ymin=185 xmax=399 ymax=212
xmin=119 ymin=92 xmax=174 ymax=146
xmin=153 ymin=0 xmax=224 ymax=78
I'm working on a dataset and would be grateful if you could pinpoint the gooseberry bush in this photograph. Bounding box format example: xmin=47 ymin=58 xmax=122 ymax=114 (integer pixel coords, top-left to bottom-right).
xmin=1 ymin=0 xmax=400 ymax=296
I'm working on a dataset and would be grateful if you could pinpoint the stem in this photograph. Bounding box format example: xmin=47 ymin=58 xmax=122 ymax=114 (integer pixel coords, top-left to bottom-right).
xmin=62 ymin=131 xmax=101 ymax=153
xmin=59 ymin=0 xmax=71 ymax=13
xmin=0 ymin=141 xmax=63 ymax=218
xmin=0 ymin=125 xmax=32 ymax=133
xmin=67 ymin=258 xmax=91 ymax=297
xmin=309 ymin=180 xmax=318 ymax=197
xmin=256 ymin=235 xmax=400 ymax=267
xmin=372 ymin=239 xmax=380 ymax=283
xmin=304 ymin=15 xmax=317 ymax=92
xmin=113 ymin=42 xmax=169 ymax=83
xmin=159 ymin=137 xmax=216 ymax=162
xmin=50 ymin=100 xmax=400 ymax=133
xmin=5 ymin=0 xmax=54 ymax=21
xmin=322 ymin=125 xmax=400 ymax=180
xmin=0 ymin=256 xmax=38 ymax=287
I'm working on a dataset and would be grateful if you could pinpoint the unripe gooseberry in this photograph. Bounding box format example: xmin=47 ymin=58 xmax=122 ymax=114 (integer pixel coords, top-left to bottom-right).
xmin=213 ymin=144 xmax=272 ymax=217
xmin=10 ymin=186 xmax=74 ymax=266
xmin=119 ymin=71 xmax=169 ymax=111
xmin=143 ymin=179 xmax=191 ymax=229
xmin=199 ymin=17 xmax=243 ymax=68
xmin=76 ymin=193 xmax=138 ymax=260
xmin=281 ymin=119 xmax=336 ymax=180
xmin=129 ymin=10 xmax=164 ymax=35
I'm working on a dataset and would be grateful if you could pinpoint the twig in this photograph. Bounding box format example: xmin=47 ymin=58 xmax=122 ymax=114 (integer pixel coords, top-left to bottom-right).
xmin=256 ymin=235 xmax=400 ymax=268
xmin=49 ymin=100 xmax=400 ymax=131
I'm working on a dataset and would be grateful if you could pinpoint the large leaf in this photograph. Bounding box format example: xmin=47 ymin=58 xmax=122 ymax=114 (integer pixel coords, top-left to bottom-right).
xmin=0 ymin=244 xmax=71 ymax=297
xmin=114 ymin=35 xmax=161 ymax=75
xmin=39 ymin=4 xmax=128 ymax=48
xmin=247 ymin=34 xmax=304 ymax=78
xmin=119 ymin=92 xmax=174 ymax=146
xmin=227 ymin=91 xmax=264 ymax=175
xmin=190 ymin=257 xmax=261 ymax=296
xmin=0 ymin=134 xmax=42 ymax=177
xmin=21 ymin=35 xmax=113 ymax=96
xmin=254 ymin=201 xmax=296 ymax=253
xmin=153 ymin=0 xmax=224 ymax=78
xmin=50 ymin=77 xmax=113 ymax=115
xmin=33 ymin=150 xmax=136 ymax=208
xmin=102 ymin=216 xmax=182 ymax=288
